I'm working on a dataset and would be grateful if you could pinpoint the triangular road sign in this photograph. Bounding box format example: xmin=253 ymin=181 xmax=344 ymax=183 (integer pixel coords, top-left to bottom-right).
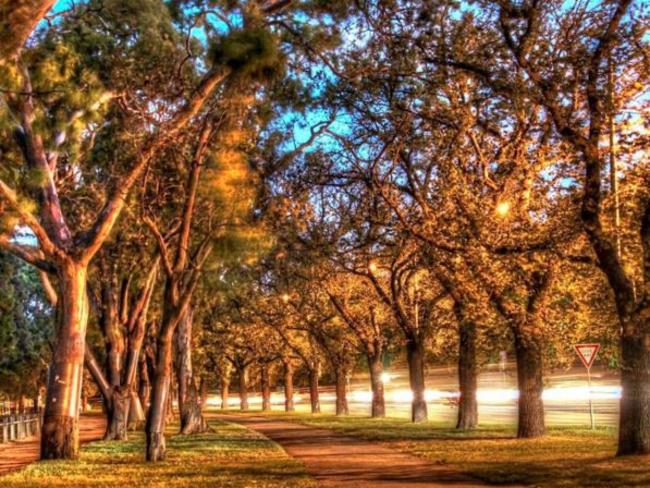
xmin=575 ymin=343 xmax=600 ymax=369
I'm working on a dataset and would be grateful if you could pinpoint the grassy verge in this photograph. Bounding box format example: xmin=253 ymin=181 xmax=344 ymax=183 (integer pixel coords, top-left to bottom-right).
xmin=222 ymin=410 xmax=650 ymax=487
xmin=1 ymin=419 xmax=315 ymax=488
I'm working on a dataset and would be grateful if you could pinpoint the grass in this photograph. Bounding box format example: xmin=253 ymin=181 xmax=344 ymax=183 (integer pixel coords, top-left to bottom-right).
xmin=1 ymin=419 xmax=315 ymax=488
xmin=222 ymin=410 xmax=650 ymax=488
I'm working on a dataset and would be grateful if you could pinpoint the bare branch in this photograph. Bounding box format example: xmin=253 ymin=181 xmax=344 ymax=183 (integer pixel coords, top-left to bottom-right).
xmin=0 ymin=179 xmax=61 ymax=259
xmin=79 ymin=67 xmax=230 ymax=263
xmin=143 ymin=216 xmax=174 ymax=278
xmin=0 ymin=233 xmax=55 ymax=272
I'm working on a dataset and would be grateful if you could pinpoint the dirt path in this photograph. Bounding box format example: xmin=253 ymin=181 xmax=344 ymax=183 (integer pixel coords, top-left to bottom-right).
xmin=0 ymin=414 xmax=105 ymax=476
xmin=216 ymin=414 xmax=495 ymax=487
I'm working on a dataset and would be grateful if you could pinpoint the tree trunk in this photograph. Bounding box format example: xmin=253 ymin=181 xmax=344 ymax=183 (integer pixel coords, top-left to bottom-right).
xmin=238 ymin=366 xmax=249 ymax=411
xmin=145 ymin=329 xmax=173 ymax=461
xmin=127 ymin=391 xmax=145 ymax=430
xmin=180 ymin=381 xmax=209 ymax=434
xmin=41 ymin=261 xmax=89 ymax=460
xmin=176 ymin=309 xmax=208 ymax=434
xmin=101 ymin=281 xmax=124 ymax=395
xmin=368 ymin=352 xmax=385 ymax=418
xmin=139 ymin=355 xmax=151 ymax=411
xmin=334 ymin=366 xmax=348 ymax=416
xmin=166 ymin=384 xmax=175 ymax=422
xmin=261 ymin=364 xmax=272 ymax=412
xmin=104 ymin=387 xmax=128 ymax=441
xmin=456 ymin=321 xmax=478 ymax=430
xmin=85 ymin=347 xmax=111 ymax=409
xmin=220 ymin=378 xmax=230 ymax=410
xmin=308 ymin=367 xmax=320 ymax=414
xmin=199 ymin=377 xmax=208 ymax=408
xmin=514 ymin=329 xmax=545 ymax=438
xmin=283 ymin=362 xmax=294 ymax=412
xmin=617 ymin=311 xmax=650 ymax=455
xmin=406 ymin=337 xmax=427 ymax=422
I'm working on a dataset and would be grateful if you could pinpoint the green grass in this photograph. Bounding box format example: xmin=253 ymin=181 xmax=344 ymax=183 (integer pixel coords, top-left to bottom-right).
xmin=229 ymin=411 xmax=650 ymax=488
xmin=1 ymin=419 xmax=315 ymax=488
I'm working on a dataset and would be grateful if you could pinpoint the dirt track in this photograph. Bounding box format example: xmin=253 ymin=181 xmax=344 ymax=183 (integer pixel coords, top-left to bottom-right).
xmin=217 ymin=414 xmax=496 ymax=487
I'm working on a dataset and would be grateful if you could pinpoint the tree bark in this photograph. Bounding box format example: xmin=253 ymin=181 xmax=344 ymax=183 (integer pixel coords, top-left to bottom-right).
xmin=456 ymin=321 xmax=478 ymax=430
xmin=101 ymin=279 xmax=127 ymax=440
xmin=84 ymin=347 xmax=111 ymax=410
xmin=308 ymin=367 xmax=320 ymax=414
xmin=180 ymin=381 xmax=208 ymax=434
xmin=139 ymin=354 xmax=151 ymax=411
xmin=145 ymin=329 xmax=173 ymax=461
xmin=0 ymin=0 xmax=56 ymax=64
xmin=514 ymin=329 xmax=545 ymax=438
xmin=105 ymin=387 xmax=128 ymax=441
xmin=238 ymin=366 xmax=249 ymax=411
xmin=40 ymin=260 xmax=89 ymax=460
xmin=261 ymin=364 xmax=272 ymax=412
xmin=617 ymin=309 xmax=650 ymax=455
xmin=334 ymin=366 xmax=349 ymax=416
xmin=406 ymin=337 xmax=427 ymax=422
xmin=368 ymin=353 xmax=385 ymax=418
xmin=101 ymin=281 xmax=124 ymax=393
xmin=283 ymin=361 xmax=294 ymax=412
xmin=127 ymin=391 xmax=145 ymax=430
xmin=199 ymin=377 xmax=208 ymax=408
xmin=220 ymin=378 xmax=230 ymax=410
xmin=175 ymin=309 xmax=208 ymax=434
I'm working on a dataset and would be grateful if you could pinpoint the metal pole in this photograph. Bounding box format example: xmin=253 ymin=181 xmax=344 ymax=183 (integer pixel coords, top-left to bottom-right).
xmin=587 ymin=367 xmax=595 ymax=430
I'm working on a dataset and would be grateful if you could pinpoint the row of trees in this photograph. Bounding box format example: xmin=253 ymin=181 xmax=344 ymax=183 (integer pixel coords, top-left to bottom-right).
xmin=0 ymin=0 xmax=348 ymax=461
xmin=0 ymin=0 xmax=647 ymax=466
xmin=205 ymin=0 xmax=649 ymax=457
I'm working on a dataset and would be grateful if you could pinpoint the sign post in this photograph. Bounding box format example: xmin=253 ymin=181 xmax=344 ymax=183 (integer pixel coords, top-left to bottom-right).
xmin=574 ymin=343 xmax=600 ymax=430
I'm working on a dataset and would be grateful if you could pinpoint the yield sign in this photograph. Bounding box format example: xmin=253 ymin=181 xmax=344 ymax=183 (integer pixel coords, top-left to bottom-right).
xmin=575 ymin=343 xmax=600 ymax=370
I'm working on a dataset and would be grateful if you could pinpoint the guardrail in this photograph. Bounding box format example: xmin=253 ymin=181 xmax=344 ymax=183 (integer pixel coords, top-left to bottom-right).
xmin=0 ymin=413 xmax=40 ymax=443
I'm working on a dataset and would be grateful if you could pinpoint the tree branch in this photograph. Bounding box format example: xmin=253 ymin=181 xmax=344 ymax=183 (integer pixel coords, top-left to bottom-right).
xmin=0 ymin=233 xmax=55 ymax=272
xmin=79 ymin=67 xmax=230 ymax=263
xmin=143 ymin=216 xmax=174 ymax=278
xmin=0 ymin=179 xmax=60 ymax=259
xmin=175 ymin=119 xmax=212 ymax=273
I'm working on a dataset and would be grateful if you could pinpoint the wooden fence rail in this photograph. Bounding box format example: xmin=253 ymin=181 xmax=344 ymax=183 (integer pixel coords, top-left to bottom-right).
xmin=0 ymin=414 xmax=40 ymax=443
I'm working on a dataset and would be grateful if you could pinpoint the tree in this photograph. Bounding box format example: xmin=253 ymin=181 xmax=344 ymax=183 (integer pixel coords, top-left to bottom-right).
xmin=0 ymin=251 xmax=52 ymax=406
xmin=310 ymin=2 xmax=600 ymax=436
xmin=84 ymin=246 xmax=159 ymax=440
xmin=0 ymin=0 xmax=230 ymax=458
xmin=326 ymin=272 xmax=394 ymax=418
xmin=412 ymin=0 xmax=648 ymax=453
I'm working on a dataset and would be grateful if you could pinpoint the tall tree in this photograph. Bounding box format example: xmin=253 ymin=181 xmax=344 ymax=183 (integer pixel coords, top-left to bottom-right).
xmin=0 ymin=0 xmax=230 ymax=458
xmin=414 ymin=0 xmax=648 ymax=453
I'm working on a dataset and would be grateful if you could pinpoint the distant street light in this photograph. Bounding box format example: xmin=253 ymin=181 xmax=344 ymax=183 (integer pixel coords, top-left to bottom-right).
xmin=495 ymin=200 xmax=511 ymax=217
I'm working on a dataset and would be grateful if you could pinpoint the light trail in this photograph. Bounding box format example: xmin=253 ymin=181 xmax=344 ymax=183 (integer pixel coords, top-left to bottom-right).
xmin=209 ymin=364 xmax=623 ymax=427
